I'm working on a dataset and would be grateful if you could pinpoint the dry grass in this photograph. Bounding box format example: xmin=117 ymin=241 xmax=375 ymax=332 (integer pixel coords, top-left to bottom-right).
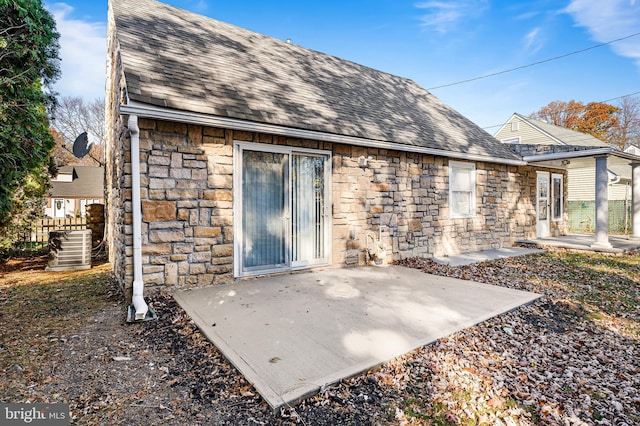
xmin=0 ymin=256 xmax=117 ymax=401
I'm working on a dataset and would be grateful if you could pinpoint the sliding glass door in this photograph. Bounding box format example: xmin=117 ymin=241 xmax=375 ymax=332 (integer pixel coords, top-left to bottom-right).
xmin=235 ymin=143 xmax=331 ymax=277
xmin=291 ymin=154 xmax=327 ymax=267
xmin=241 ymin=150 xmax=288 ymax=271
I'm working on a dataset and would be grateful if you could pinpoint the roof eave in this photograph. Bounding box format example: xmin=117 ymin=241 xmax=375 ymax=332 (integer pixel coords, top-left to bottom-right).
xmin=524 ymin=148 xmax=640 ymax=163
xmin=523 ymin=148 xmax=612 ymax=163
xmin=514 ymin=113 xmax=567 ymax=145
xmin=120 ymin=102 xmax=527 ymax=166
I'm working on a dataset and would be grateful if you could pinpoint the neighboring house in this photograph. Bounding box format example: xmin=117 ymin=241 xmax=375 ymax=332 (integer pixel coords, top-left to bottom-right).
xmin=45 ymin=166 xmax=105 ymax=218
xmin=495 ymin=113 xmax=635 ymax=232
xmin=106 ymin=0 xmax=570 ymax=305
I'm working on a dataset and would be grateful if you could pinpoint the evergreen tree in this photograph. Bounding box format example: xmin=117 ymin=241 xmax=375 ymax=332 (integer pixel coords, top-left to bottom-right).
xmin=0 ymin=0 xmax=60 ymax=232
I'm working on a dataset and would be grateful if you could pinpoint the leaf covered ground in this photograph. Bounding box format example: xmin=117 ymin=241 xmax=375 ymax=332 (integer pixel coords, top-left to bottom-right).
xmin=0 ymin=250 xmax=638 ymax=425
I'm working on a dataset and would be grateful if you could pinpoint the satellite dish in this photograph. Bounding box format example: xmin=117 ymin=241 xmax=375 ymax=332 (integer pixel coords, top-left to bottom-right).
xmin=72 ymin=132 xmax=93 ymax=158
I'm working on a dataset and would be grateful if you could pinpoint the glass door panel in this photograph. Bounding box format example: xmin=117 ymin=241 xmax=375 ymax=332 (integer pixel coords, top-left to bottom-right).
xmin=536 ymin=172 xmax=550 ymax=237
xmin=241 ymin=150 xmax=288 ymax=272
xmin=292 ymin=154 xmax=326 ymax=267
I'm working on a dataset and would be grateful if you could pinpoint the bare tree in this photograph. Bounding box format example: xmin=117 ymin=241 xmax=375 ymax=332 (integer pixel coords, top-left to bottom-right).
xmin=51 ymin=96 xmax=105 ymax=166
xmin=610 ymin=95 xmax=640 ymax=150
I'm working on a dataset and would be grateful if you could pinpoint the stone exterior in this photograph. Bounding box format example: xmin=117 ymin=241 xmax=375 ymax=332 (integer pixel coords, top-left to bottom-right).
xmin=106 ymin=115 xmax=567 ymax=292
xmin=332 ymin=147 xmax=567 ymax=263
xmin=106 ymin=8 xmax=566 ymax=293
xmin=85 ymin=203 xmax=105 ymax=247
xmin=105 ymin=2 xmax=566 ymax=296
xmin=105 ymin=12 xmax=129 ymax=292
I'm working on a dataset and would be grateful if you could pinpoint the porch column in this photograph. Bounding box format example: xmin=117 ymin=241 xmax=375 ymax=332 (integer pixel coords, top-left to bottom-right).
xmin=632 ymin=162 xmax=640 ymax=238
xmin=591 ymin=155 xmax=612 ymax=248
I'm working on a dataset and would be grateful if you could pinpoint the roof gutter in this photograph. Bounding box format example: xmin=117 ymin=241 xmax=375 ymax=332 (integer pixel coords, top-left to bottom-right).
xmin=120 ymin=102 xmax=526 ymax=166
xmin=523 ymin=148 xmax=613 ymax=163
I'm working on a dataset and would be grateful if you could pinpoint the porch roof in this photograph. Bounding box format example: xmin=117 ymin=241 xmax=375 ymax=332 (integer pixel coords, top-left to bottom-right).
xmin=523 ymin=147 xmax=640 ymax=171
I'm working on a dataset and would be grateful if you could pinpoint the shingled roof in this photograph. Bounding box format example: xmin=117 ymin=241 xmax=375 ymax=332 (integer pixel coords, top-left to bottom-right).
xmin=110 ymin=0 xmax=521 ymax=162
xmin=509 ymin=113 xmax=610 ymax=148
xmin=50 ymin=166 xmax=105 ymax=198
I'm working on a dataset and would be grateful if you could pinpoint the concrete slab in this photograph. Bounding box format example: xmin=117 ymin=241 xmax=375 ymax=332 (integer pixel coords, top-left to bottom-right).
xmin=518 ymin=234 xmax=640 ymax=253
xmin=432 ymin=247 xmax=544 ymax=266
xmin=174 ymin=266 xmax=540 ymax=409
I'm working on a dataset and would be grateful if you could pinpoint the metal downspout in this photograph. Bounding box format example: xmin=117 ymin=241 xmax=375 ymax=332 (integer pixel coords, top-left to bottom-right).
xmin=129 ymin=115 xmax=149 ymax=320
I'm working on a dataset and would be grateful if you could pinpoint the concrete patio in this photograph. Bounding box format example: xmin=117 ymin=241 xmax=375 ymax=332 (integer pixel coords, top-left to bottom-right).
xmin=174 ymin=265 xmax=540 ymax=409
xmin=517 ymin=233 xmax=640 ymax=253
xmin=433 ymin=246 xmax=544 ymax=266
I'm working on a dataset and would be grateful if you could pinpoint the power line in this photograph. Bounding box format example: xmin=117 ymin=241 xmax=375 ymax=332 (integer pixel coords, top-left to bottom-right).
xmin=480 ymin=90 xmax=640 ymax=131
xmin=428 ymin=32 xmax=640 ymax=91
xmin=600 ymin=91 xmax=640 ymax=103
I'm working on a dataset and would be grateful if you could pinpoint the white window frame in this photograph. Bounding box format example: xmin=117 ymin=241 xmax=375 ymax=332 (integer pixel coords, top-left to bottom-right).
xmin=551 ymin=173 xmax=563 ymax=222
xmin=232 ymin=141 xmax=332 ymax=278
xmin=449 ymin=161 xmax=476 ymax=219
xmin=511 ymin=121 xmax=520 ymax=131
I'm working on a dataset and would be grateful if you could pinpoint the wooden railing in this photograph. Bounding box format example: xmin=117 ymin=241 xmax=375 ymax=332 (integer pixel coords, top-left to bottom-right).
xmin=15 ymin=217 xmax=87 ymax=253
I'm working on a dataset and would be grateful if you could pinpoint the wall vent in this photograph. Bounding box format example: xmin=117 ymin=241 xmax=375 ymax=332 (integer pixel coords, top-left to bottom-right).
xmin=46 ymin=230 xmax=92 ymax=271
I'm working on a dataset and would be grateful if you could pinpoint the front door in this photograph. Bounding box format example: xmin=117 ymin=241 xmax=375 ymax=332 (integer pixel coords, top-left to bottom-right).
xmin=536 ymin=171 xmax=550 ymax=238
xmin=235 ymin=143 xmax=331 ymax=277
xmin=53 ymin=198 xmax=65 ymax=218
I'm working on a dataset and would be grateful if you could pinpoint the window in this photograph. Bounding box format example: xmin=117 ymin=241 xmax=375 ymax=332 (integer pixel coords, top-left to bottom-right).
xmin=449 ymin=161 xmax=476 ymax=218
xmin=552 ymin=173 xmax=563 ymax=221
xmin=511 ymin=121 xmax=520 ymax=131
xmin=501 ymin=137 xmax=520 ymax=144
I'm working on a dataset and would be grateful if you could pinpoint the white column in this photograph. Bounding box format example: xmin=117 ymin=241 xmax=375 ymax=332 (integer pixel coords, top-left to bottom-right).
xmin=591 ymin=155 xmax=612 ymax=248
xmin=632 ymin=162 xmax=640 ymax=238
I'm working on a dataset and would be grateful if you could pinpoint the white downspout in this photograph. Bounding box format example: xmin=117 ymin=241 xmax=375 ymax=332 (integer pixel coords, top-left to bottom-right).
xmin=129 ymin=115 xmax=149 ymax=320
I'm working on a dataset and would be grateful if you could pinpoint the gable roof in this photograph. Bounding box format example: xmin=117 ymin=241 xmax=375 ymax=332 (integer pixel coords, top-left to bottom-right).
xmin=109 ymin=0 xmax=522 ymax=163
xmin=50 ymin=166 xmax=105 ymax=198
xmin=497 ymin=113 xmax=610 ymax=148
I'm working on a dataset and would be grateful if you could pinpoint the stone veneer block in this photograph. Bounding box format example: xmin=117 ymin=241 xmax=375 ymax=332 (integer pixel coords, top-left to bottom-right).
xmin=141 ymin=201 xmax=176 ymax=222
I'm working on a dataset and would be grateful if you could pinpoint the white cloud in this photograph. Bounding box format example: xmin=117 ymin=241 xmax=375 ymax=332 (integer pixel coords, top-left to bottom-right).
xmin=565 ymin=0 xmax=640 ymax=68
xmin=515 ymin=11 xmax=541 ymax=21
xmin=523 ymin=27 xmax=544 ymax=55
xmin=47 ymin=3 xmax=107 ymax=100
xmin=416 ymin=0 xmax=489 ymax=34
xmin=192 ymin=0 xmax=209 ymax=12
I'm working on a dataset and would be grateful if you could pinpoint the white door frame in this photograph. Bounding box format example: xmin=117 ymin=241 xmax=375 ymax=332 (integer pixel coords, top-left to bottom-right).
xmin=233 ymin=141 xmax=332 ymax=278
xmin=551 ymin=173 xmax=563 ymax=222
xmin=536 ymin=171 xmax=550 ymax=238
xmin=53 ymin=198 xmax=65 ymax=218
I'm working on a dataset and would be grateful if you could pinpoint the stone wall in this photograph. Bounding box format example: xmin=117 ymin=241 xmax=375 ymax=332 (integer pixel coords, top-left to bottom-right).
xmin=105 ymin=12 xmax=129 ymax=292
xmin=106 ymin=111 xmax=566 ymax=291
xmin=85 ymin=203 xmax=105 ymax=248
xmin=332 ymin=147 xmax=566 ymax=264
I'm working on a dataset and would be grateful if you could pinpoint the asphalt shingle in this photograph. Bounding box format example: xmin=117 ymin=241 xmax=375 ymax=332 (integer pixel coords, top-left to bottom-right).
xmin=50 ymin=166 xmax=104 ymax=198
xmin=110 ymin=0 xmax=521 ymax=161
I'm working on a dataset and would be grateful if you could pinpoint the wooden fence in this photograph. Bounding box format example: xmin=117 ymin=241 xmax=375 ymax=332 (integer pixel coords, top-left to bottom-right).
xmin=15 ymin=217 xmax=87 ymax=253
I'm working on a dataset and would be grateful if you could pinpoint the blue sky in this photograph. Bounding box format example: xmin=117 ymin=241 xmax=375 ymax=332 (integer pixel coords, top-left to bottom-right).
xmin=45 ymin=0 xmax=640 ymax=131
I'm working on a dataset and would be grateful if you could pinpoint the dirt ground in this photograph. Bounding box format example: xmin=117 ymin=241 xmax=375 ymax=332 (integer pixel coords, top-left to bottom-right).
xmin=1 ymin=251 xmax=639 ymax=425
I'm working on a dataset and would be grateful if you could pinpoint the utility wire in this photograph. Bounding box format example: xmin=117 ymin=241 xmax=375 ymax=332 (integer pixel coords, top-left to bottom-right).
xmin=480 ymin=90 xmax=640 ymax=131
xmin=600 ymin=90 xmax=640 ymax=103
xmin=428 ymin=32 xmax=640 ymax=91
